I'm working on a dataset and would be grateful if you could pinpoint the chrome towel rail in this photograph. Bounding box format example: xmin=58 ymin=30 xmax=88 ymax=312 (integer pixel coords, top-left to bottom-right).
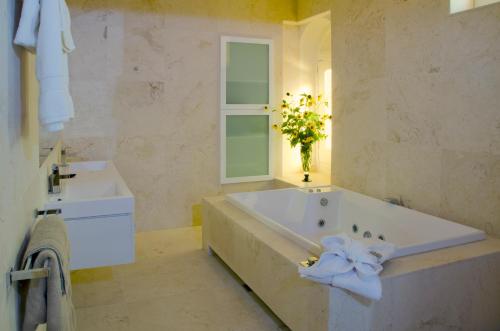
xmin=9 ymin=256 xmax=49 ymax=285
xmin=34 ymin=208 xmax=62 ymax=217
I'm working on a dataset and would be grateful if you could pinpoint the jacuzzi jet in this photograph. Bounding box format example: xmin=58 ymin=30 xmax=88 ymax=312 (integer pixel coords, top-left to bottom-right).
xmin=320 ymin=198 xmax=328 ymax=206
xmin=378 ymin=234 xmax=385 ymax=241
xmin=363 ymin=231 xmax=372 ymax=238
xmin=352 ymin=224 xmax=359 ymax=233
xmin=318 ymin=219 xmax=325 ymax=227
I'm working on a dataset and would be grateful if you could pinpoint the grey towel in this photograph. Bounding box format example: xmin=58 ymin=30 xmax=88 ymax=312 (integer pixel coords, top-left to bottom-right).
xmin=22 ymin=215 xmax=76 ymax=331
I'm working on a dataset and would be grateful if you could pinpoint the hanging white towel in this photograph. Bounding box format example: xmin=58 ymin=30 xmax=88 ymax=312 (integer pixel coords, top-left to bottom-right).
xmin=13 ymin=0 xmax=40 ymax=51
xmin=14 ymin=0 xmax=75 ymax=132
xmin=299 ymin=234 xmax=396 ymax=301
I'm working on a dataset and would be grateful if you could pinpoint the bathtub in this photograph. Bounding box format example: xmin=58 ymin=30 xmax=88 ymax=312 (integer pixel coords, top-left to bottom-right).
xmin=226 ymin=186 xmax=486 ymax=258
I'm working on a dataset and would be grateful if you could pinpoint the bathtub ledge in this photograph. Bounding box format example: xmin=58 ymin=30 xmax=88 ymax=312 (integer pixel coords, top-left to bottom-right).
xmin=202 ymin=195 xmax=500 ymax=330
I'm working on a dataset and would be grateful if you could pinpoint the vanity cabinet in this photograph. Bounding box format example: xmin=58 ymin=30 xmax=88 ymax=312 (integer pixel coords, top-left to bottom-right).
xmin=65 ymin=214 xmax=134 ymax=270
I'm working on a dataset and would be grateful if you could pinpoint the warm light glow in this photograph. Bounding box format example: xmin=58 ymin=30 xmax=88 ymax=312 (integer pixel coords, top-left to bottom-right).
xmin=324 ymin=69 xmax=332 ymax=150
xmin=292 ymin=86 xmax=313 ymax=113
xmin=450 ymin=0 xmax=474 ymax=13
xmin=450 ymin=0 xmax=499 ymax=13
xmin=298 ymin=85 xmax=313 ymax=95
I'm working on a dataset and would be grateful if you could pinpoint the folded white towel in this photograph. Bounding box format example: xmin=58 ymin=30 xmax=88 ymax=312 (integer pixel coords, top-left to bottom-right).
xmin=299 ymin=234 xmax=396 ymax=300
xmin=14 ymin=0 xmax=75 ymax=132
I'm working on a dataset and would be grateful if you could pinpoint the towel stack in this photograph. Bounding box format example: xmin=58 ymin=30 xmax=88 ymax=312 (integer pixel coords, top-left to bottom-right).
xmin=14 ymin=0 xmax=75 ymax=132
xmin=299 ymin=234 xmax=396 ymax=300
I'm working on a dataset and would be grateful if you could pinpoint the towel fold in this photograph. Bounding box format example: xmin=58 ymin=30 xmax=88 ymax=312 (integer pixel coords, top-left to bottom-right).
xmin=13 ymin=0 xmax=40 ymax=51
xmin=299 ymin=234 xmax=396 ymax=300
xmin=59 ymin=1 xmax=75 ymax=53
xmin=14 ymin=0 xmax=75 ymax=132
xmin=22 ymin=215 xmax=76 ymax=331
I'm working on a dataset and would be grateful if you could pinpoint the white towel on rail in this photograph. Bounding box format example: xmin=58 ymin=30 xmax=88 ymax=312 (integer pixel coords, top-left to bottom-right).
xmin=299 ymin=234 xmax=396 ymax=300
xmin=14 ymin=0 xmax=75 ymax=132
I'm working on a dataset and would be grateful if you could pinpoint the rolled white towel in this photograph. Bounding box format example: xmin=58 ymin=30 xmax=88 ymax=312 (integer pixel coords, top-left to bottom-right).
xmin=299 ymin=234 xmax=396 ymax=300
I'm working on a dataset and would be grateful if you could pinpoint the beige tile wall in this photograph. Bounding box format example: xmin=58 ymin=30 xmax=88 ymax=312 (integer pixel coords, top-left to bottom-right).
xmin=66 ymin=0 xmax=500 ymax=235
xmin=0 ymin=0 xmax=62 ymax=327
xmin=301 ymin=0 xmax=500 ymax=236
xmin=65 ymin=0 xmax=296 ymax=231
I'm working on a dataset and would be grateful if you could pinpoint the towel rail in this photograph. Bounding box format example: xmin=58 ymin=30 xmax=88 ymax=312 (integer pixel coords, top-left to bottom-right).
xmin=9 ymin=256 xmax=50 ymax=284
xmin=34 ymin=208 xmax=62 ymax=217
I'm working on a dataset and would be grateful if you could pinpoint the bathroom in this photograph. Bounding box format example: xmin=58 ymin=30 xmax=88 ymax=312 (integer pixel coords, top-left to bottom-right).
xmin=1 ymin=0 xmax=499 ymax=330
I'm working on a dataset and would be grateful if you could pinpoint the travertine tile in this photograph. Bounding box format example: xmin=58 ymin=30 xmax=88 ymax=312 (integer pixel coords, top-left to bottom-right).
xmin=384 ymin=142 xmax=442 ymax=215
xmin=76 ymin=303 xmax=131 ymax=331
xmin=329 ymin=0 xmax=500 ymax=236
xmin=71 ymin=226 xmax=287 ymax=330
xmin=332 ymin=139 xmax=386 ymax=199
xmin=64 ymin=0 xmax=291 ymax=231
xmin=116 ymin=252 xmax=239 ymax=303
xmin=440 ymin=150 xmax=500 ymax=236
xmin=134 ymin=226 xmax=203 ymax=260
xmin=72 ymin=279 xmax=124 ymax=308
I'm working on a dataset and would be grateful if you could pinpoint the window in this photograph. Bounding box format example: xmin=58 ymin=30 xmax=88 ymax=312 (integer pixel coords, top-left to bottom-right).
xmin=220 ymin=37 xmax=273 ymax=183
xmin=450 ymin=0 xmax=500 ymax=13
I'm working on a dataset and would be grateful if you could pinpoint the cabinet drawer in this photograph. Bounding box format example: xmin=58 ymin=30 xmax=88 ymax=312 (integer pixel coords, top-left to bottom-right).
xmin=65 ymin=214 xmax=135 ymax=270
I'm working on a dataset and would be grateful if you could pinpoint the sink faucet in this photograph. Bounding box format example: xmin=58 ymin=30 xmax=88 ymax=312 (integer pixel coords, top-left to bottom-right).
xmin=383 ymin=196 xmax=409 ymax=208
xmin=59 ymin=147 xmax=71 ymax=167
xmin=48 ymin=164 xmax=76 ymax=194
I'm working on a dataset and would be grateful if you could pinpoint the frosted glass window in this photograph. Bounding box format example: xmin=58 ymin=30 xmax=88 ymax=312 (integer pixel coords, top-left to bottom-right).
xmin=226 ymin=115 xmax=269 ymax=178
xmin=226 ymin=42 xmax=269 ymax=105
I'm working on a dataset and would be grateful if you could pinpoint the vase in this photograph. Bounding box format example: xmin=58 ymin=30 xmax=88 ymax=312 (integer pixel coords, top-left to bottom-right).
xmin=300 ymin=143 xmax=312 ymax=182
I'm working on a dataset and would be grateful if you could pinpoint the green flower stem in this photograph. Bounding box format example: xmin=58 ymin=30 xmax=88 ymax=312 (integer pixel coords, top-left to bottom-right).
xmin=300 ymin=143 xmax=312 ymax=173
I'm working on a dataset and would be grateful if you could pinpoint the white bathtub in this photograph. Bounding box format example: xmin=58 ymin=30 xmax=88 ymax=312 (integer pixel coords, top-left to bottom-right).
xmin=226 ymin=186 xmax=486 ymax=258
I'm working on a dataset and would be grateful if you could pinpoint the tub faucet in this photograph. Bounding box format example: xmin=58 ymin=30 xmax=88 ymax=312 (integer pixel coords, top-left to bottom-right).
xmin=48 ymin=164 xmax=76 ymax=194
xmin=383 ymin=196 xmax=408 ymax=208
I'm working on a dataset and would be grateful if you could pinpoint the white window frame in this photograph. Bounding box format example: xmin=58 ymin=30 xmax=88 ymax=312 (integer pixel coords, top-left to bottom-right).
xmin=220 ymin=36 xmax=274 ymax=184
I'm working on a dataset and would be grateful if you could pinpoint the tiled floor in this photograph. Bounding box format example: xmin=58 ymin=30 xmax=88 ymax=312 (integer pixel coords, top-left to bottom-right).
xmin=71 ymin=226 xmax=289 ymax=331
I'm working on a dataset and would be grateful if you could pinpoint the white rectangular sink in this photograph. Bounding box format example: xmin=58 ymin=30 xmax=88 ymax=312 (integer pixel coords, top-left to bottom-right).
xmin=67 ymin=160 xmax=108 ymax=172
xmin=45 ymin=161 xmax=135 ymax=270
xmin=46 ymin=161 xmax=134 ymax=219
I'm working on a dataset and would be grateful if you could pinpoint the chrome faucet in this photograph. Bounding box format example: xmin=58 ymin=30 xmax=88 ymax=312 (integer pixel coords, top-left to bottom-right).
xmin=59 ymin=147 xmax=71 ymax=167
xmin=48 ymin=164 xmax=61 ymax=194
xmin=48 ymin=164 xmax=76 ymax=194
xmin=383 ymin=196 xmax=409 ymax=208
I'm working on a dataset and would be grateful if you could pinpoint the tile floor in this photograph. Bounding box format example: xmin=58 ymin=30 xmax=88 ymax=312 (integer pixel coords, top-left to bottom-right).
xmin=71 ymin=226 xmax=290 ymax=331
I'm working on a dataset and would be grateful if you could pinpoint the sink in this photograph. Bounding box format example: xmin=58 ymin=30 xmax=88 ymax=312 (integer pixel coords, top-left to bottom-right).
xmin=63 ymin=180 xmax=119 ymax=200
xmin=68 ymin=160 xmax=108 ymax=172
xmin=46 ymin=161 xmax=134 ymax=219
xmin=45 ymin=160 xmax=135 ymax=270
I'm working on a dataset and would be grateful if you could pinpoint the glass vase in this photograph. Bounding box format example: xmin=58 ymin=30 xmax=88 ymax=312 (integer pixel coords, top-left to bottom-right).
xmin=300 ymin=143 xmax=312 ymax=182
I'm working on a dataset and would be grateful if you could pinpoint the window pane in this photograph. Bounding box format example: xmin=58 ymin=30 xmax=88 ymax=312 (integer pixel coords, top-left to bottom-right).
xmin=226 ymin=115 xmax=269 ymax=178
xmin=226 ymin=42 xmax=269 ymax=105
